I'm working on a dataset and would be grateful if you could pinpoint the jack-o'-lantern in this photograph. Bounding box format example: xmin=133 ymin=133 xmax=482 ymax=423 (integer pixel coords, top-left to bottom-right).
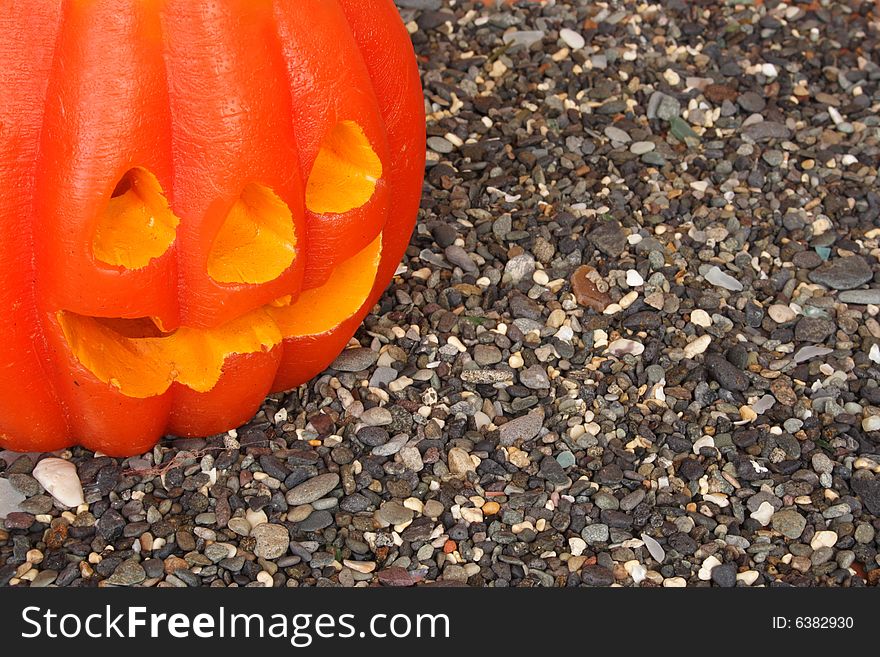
xmin=0 ymin=0 xmax=425 ymax=456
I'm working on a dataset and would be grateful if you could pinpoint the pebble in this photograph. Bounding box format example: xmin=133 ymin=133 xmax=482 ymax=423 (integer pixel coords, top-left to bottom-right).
xmin=750 ymin=501 xmax=775 ymax=526
xmin=587 ymin=220 xmax=626 ymax=258
xmin=0 ymin=478 xmax=26 ymax=519
xmin=447 ymin=448 xmax=476 ymax=477
xmin=711 ymin=563 xmax=737 ymax=588
xmin=519 ymin=364 xmax=550 ymax=389
xmin=838 ymin=289 xmax=880 ymax=305
xmin=375 ymin=501 xmax=414 ymax=527
xmin=285 ymin=474 xmax=340 ymax=506
xmin=499 ymin=408 xmax=544 ymax=446
xmin=809 ymin=256 xmax=874 ymax=290
xmin=641 ymin=533 xmax=666 ymax=563
xmin=705 ymin=354 xmax=749 ymax=392
xmin=331 ymin=347 xmax=378 ymax=372
xmin=32 ymin=458 xmax=84 ymax=508
xmin=629 ymin=141 xmax=655 ymax=155
xmin=571 ymin=265 xmax=611 ymax=312
xmin=107 ymin=559 xmax=146 ymax=586
xmin=559 ymin=28 xmax=585 ymax=49
xmin=625 ymin=269 xmax=644 ymax=287
xmin=683 ymin=334 xmax=712 ymax=359
xmin=252 ymin=524 xmax=290 ymax=559
xmin=771 ymin=508 xmax=807 ymax=539
xmin=768 ymin=304 xmax=797 ymax=323
xmin=810 ymin=530 xmax=838 ymax=550
xmin=862 ymin=416 xmax=880 ymax=432
xmin=360 ymin=407 xmax=393 ymax=426
xmin=698 ymin=555 xmax=721 ymax=580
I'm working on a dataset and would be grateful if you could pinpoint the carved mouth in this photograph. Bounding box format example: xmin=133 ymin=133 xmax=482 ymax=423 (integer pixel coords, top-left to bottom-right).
xmin=58 ymin=233 xmax=382 ymax=398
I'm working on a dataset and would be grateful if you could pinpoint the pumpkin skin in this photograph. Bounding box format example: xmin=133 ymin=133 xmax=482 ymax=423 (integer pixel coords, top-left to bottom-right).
xmin=0 ymin=0 xmax=425 ymax=456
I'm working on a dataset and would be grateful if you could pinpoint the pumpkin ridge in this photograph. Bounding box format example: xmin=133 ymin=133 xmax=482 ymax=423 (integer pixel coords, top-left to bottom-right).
xmin=271 ymin=0 xmax=392 ymax=289
xmin=0 ymin=1 xmax=72 ymax=451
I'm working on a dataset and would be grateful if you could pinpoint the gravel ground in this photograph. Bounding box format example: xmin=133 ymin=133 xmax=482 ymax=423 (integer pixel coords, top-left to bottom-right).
xmin=3 ymin=0 xmax=880 ymax=588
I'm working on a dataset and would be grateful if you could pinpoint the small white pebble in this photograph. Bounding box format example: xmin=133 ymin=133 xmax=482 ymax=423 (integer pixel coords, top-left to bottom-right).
xmin=828 ymin=106 xmax=844 ymax=125
xmin=32 ymin=458 xmax=84 ymax=508
xmin=605 ymin=339 xmax=644 ymax=357
xmin=683 ymin=334 xmax=712 ymax=359
xmin=811 ymin=530 xmax=838 ymax=549
xmin=690 ymin=309 xmax=712 ymax=327
xmin=663 ymin=68 xmax=681 ymax=86
xmin=624 ymin=560 xmax=648 ymax=584
xmin=625 ymin=269 xmax=644 ymax=287
xmin=736 ymin=570 xmax=760 ymax=586
xmin=698 ymin=555 xmax=722 ymax=581
xmin=750 ymin=501 xmax=774 ymax=526
xmin=568 ymin=537 xmax=587 ymax=557
xmin=559 ymin=28 xmax=585 ymax=50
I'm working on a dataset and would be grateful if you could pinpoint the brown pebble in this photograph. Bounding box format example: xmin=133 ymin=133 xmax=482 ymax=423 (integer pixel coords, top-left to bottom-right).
xmin=164 ymin=555 xmax=189 ymax=575
xmin=3 ymin=512 xmax=34 ymax=531
xmin=571 ymin=265 xmax=611 ymax=312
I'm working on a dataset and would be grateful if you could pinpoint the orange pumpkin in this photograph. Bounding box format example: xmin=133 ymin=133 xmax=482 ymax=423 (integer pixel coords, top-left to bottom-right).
xmin=0 ymin=0 xmax=425 ymax=456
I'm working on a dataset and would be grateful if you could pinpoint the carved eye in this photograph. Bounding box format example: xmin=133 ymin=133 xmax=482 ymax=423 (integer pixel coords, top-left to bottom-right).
xmin=92 ymin=167 xmax=178 ymax=269
xmin=207 ymin=183 xmax=299 ymax=285
xmin=305 ymin=120 xmax=382 ymax=215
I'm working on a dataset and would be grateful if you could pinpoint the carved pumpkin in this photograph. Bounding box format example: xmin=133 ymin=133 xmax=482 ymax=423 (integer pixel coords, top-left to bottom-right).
xmin=0 ymin=0 xmax=424 ymax=456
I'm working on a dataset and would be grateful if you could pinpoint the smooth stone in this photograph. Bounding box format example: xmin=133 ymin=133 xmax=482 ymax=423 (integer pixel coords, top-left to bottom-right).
xmin=251 ymin=523 xmax=290 ymax=559
xmin=705 ymin=354 xmax=749 ymax=392
xmin=504 ymin=254 xmax=536 ymax=284
xmin=285 ymin=473 xmax=340 ymax=506
xmin=360 ymin=407 xmax=393 ymax=426
xmin=375 ymin=501 xmax=414 ymax=527
xmin=742 ymin=121 xmax=791 ymax=141
xmin=519 ymin=364 xmax=550 ymax=389
xmin=297 ymin=510 xmax=333 ymax=532
xmin=499 ymin=408 xmax=544 ymax=446
xmin=559 ymin=27 xmax=585 ymax=49
xmin=629 ymin=141 xmax=655 ymax=155
xmin=809 ymin=256 xmax=873 ymax=290
xmin=838 ymin=289 xmax=880 ymax=305
xmin=32 ymin=458 xmax=84 ymax=508
xmin=447 ymin=448 xmax=476 ymax=477
xmin=444 ymin=245 xmax=479 ymax=275
xmin=795 ymin=316 xmax=835 ymax=343
xmin=427 ymin=136 xmax=454 ymax=154
xmin=587 ymin=220 xmax=626 ymax=257
xmin=107 ymin=559 xmax=146 ymax=586
xmin=771 ymin=508 xmax=807 ymax=539
xmin=330 ymin=347 xmax=378 ymax=372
